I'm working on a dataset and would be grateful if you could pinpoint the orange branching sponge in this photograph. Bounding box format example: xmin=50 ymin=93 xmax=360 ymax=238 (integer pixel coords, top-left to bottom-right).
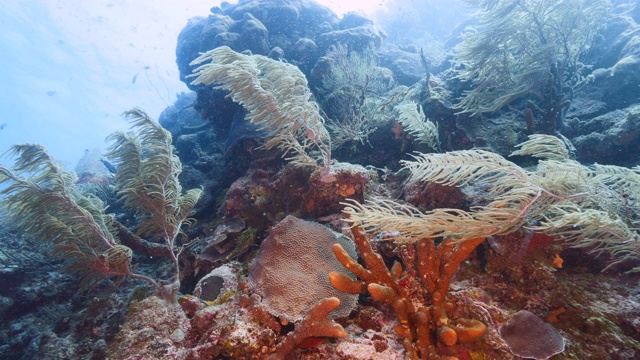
xmin=271 ymin=297 xmax=346 ymax=359
xmin=418 ymin=236 xmax=486 ymax=328
xmin=330 ymin=218 xmax=488 ymax=359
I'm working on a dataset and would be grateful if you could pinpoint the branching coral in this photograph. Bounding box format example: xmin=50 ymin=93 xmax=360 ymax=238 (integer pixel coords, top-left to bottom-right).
xmin=0 ymin=109 xmax=202 ymax=302
xmin=343 ymin=134 xmax=640 ymax=272
xmin=189 ymin=46 xmax=332 ymax=169
xmin=0 ymin=144 xmax=125 ymax=289
xmin=344 ymin=149 xmax=551 ymax=243
xmin=453 ymin=0 xmax=611 ymax=132
xmin=318 ymin=44 xmax=396 ymax=151
xmin=318 ymin=44 xmax=394 ymax=98
xmin=396 ymin=101 xmax=440 ymax=151
xmin=106 ymin=109 xmax=203 ymax=301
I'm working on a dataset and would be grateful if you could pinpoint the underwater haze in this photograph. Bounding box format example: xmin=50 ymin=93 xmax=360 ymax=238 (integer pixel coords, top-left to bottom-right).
xmin=4 ymin=1 xmax=639 ymax=359
xmin=0 ymin=1 xmax=217 ymax=168
xmin=0 ymin=0 xmax=411 ymax=169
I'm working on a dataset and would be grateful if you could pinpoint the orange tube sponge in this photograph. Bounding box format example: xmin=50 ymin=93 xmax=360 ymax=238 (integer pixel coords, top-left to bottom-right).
xmin=452 ymin=318 xmax=487 ymax=343
xmin=271 ymin=297 xmax=346 ymax=359
xmin=437 ymin=325 xmax=458 ymax=346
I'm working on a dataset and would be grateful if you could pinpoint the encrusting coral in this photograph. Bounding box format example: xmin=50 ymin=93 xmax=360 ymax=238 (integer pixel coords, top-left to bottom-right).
xmin=107 ymin=296 xmax=191 ymax=359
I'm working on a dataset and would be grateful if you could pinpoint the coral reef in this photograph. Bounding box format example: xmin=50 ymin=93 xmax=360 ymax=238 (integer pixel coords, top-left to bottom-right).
xmin=3 ymin=1 xmax=640 ymax=359
xmin=453 ymin=0 xmax=610 ymax=126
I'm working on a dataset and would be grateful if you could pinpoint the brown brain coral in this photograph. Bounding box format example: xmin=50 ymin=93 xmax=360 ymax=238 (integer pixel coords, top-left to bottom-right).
xmin=248 ymin=215 xmax=358 ymax=322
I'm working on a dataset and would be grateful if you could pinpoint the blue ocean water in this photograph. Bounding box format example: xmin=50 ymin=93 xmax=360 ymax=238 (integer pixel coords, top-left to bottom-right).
xmin=0 ymin=1 xmax=208 ymax=169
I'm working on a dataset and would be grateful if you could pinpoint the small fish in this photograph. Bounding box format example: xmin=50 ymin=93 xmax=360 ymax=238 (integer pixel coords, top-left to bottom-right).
xmin=0 ymin=123 xmax=6 ymax=130
xmin=100 ymin=158 xmax=117 ymax=174
xmin=46 ymin=91 xmax=56 ymax=96
xmin=131 ymin=73 xmax=139 ymax=84
xmin=143 ymin=65 xmax=150 ymax=70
